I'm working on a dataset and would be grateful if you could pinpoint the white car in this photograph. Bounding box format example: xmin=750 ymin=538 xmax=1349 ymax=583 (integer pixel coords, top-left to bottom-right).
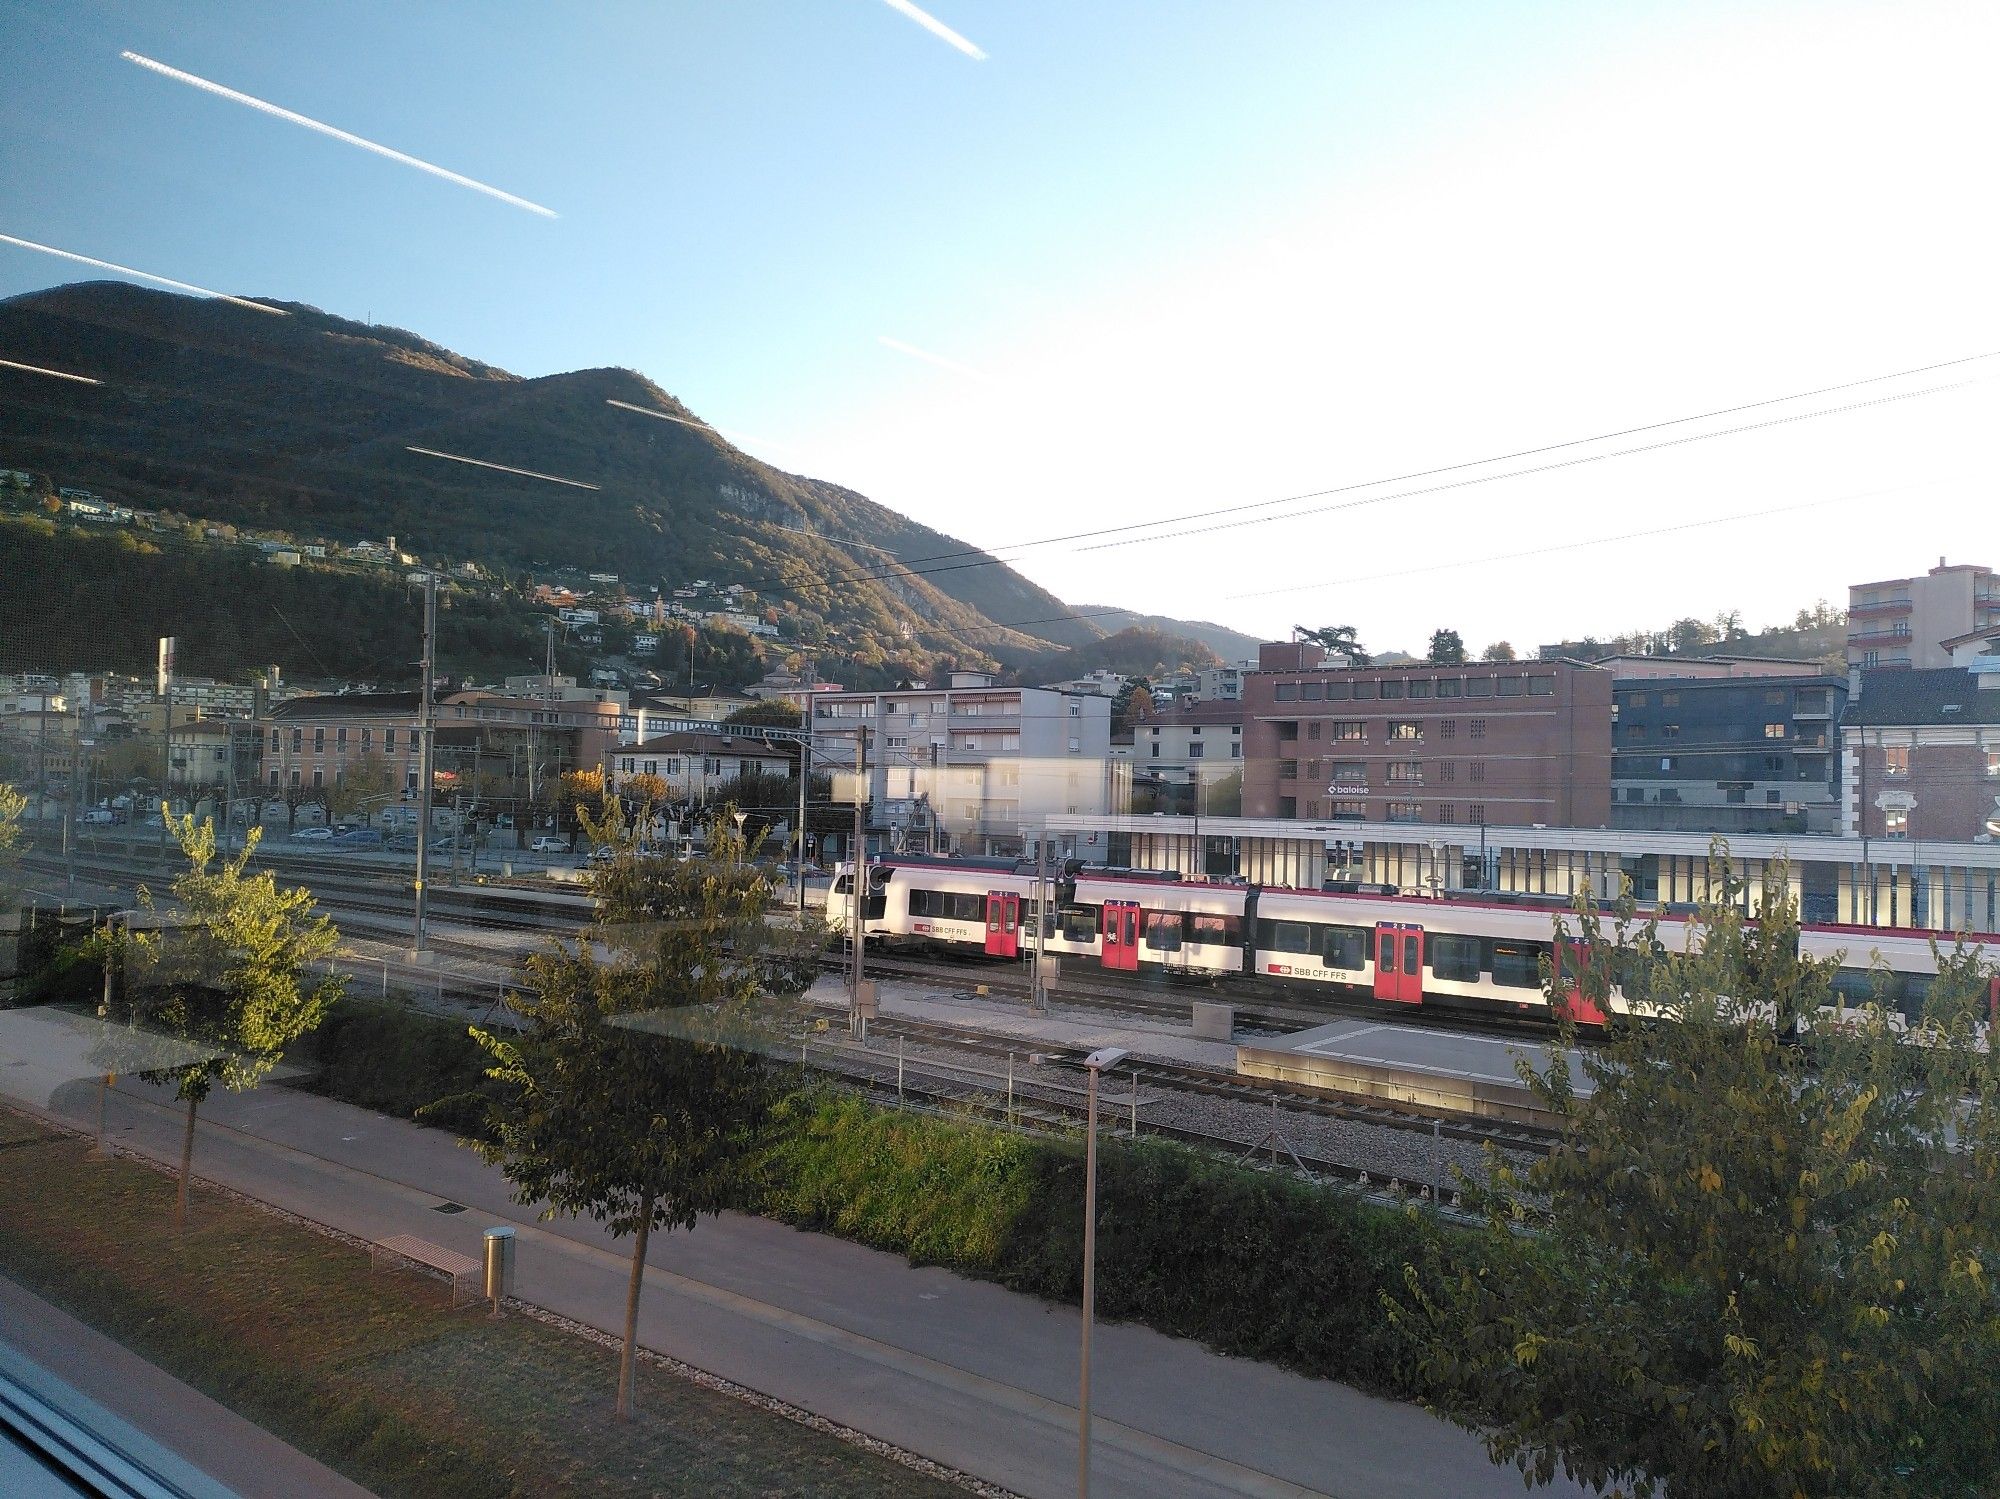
xmin=293 ymin=827 xmax=334 ymax=841
xmin=530 ymin=836 xmax=567 ymax=853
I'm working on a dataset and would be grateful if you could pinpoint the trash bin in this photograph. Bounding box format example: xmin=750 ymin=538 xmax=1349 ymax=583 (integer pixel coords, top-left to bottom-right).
xmin=483 ymin=1226 xmax=516 ymax=1314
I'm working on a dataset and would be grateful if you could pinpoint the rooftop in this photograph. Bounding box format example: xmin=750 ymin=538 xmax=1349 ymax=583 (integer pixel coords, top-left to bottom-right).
xmin=1843 ymin=667 xmax=2000 ymax=727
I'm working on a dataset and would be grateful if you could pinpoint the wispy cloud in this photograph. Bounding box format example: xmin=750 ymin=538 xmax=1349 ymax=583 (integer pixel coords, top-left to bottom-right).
xmin=122 ymin=51 xmax=557 ymax=219
xmin=877 ymin=335 xmax=988 ymax=381
xmin=0 ymin=357 xmax=102 ymax=385
xmin=405 ymin=446 xmax=600 ymax=489
xmin=0 ymin=232 xmax=282 ymax=315
xmin=877 ymin=0 xmax=987 ymax=60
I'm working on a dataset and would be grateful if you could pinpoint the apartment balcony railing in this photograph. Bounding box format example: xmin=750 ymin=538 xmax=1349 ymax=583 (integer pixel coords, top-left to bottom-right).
xmin=1848 ymin=597 xmax=1913 ymax=616
xmin=1847 ymin=628 xmax=1915 ymax=645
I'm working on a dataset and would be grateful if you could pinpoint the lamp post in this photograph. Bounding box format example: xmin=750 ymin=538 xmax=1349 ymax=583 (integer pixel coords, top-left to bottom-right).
xmin=1078 ymin=1044 xmax=1129 ymax=1499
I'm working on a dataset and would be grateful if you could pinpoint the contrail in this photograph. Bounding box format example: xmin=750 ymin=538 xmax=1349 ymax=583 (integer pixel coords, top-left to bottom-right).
xmin=878 ymin=0 xmax=987 ymax=60
xmin=0 ymin=232 xmax=282 ymax=315
xmin=122 ymin=51 xmax=557 ymax=218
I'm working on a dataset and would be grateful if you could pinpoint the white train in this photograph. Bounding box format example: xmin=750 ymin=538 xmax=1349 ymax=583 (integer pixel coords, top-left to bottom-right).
xmin=835 ymin=856 xmax=1999 ymax=1027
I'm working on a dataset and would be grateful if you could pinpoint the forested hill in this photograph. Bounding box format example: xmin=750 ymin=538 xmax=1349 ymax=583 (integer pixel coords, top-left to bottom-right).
xmin=0 ymin=281 xmax=1101 ymax=663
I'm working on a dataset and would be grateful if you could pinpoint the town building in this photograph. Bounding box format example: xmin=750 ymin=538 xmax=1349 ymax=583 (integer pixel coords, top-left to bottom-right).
xmin=166 ymin=719 xmax=262 ymax=797
xmin=1241 ymin=642 xmax=1613 ymax=829
xmin=1611 ymin=668 xmax=1846 ymax=833
xmin=1040 ymin=669 xmax=1129 ymax=698
xmin=1129 ymin=700 xmax=1245 ymax=813
xmin=607 ymin=732 xmax=796 ymax=802
xmin=810 ymin=673 xmax=1114 ymax=856
xmin=1847 ymin=558 xmax=1999 ymax=670
xmin=1840 ymin=648 xmax=2000 ymax=843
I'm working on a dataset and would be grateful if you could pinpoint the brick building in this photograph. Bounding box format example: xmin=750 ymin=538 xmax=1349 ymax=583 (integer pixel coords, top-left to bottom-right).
xmin=1241 ymin=643 xmax=1612 ymax=828
xmin=1840 ymin=659 xmax=2000 ymax=841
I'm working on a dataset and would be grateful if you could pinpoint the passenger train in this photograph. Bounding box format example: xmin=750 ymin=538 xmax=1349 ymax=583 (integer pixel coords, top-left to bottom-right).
xmin=834 ymin=855 xmax=2000 ymax=1026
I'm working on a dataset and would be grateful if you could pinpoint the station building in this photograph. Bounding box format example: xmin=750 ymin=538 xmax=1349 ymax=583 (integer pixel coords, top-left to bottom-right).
xmin=1240 ymin=643 xmax=1612 ymax=830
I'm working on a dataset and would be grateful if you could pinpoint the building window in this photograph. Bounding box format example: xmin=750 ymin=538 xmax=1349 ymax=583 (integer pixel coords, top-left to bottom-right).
xmin=1529 ymin=676 xmax=1555 ymax=696
xmin=666 ymin=758 xmax=683 ymax=775
xmin=1495 ymin=676 xmax=1526 ymax=697
xmin=1626 ymin=725 xmax=1648 ymax=740
xmin=1465 ymin=677 xmax=1493 ymax=698
xmin=336 ymin=726 xmax=347 ymax=749
xmin=1884 ymin=806 xmax=1909 ymax=838
xmin=1628 ymin=692 xmax=1649 ymax=708
xmin=1660 ymin=724 xmax=1680 ymax=739
xmin=1987 ymin=749 xmax=2000 ymax=778
xmin=1353 ymin=680 xmax=1379 ymax=700
xmin=1231 ymin=743 xmax=1241 ymax=758
xmin=1883 ymin=746 xmax=1910 ymax=778
xmin=1330 ymin=760 xmax=1366 ymax=786
xmin=1388 ymin=761 xmax=1424 ymax=783
xmin=1331 ymin=799 xmax=1366 ymax=819
xmin=1435 ymin=804 xmax=1455 ymax=823
xmin=1661 ymin=756 xmax=1677 ymax=771
xmin=269 ymin=728 xmax=280 ymax=751
xmin=1440 ymin=720 xmax=1456 ymax=739
xmin=1469 ymin=719 xmax=1486 ymax=739
xmin=1331 ymin=721 xmax=1364 ymax=741
xmin=1764 ymin=689 xmax=1786 ymax=705
xmin=1469 ymin=803 xmax=1486 ymax=822
xmin=311 ymin=769 xmax=323 ymax=788
xmin=1764 ymin=723 xmax=1786 ymax=739
xmin=1388 ymin=720 xmax=1422 ymax=741
xmin=1149 ymin=745 xmax=1160 ymax=758
xmin=1440 ymin=762 xmax=1456 ymax=782
xmin=1275 ymin=683 xmax=1299 ymax=702
xmin=313 ymin=728 xmax=325 ymax=752
xmin=1661 ymin=691 xmax=1680 ymax=707
xmin=268 ymin=768 xmax=279 ymax=786
xmin=1379 ymin=680 xmax=1405 ymax=699
xmin=1188 ymin=742 xmax=1205 ymax=758
xmin=1435 ymin=678 xmax=1462 ymax=698
xmin=291 ymin=728 xmax=303 ymax=753
xmin=1469 ymin=762 xmax=1486 ymax=783
xmin=1307 ymin=721 xmax=1321 ymax=740
xmin=1387 ymin=801 xmax=1423 ymax=823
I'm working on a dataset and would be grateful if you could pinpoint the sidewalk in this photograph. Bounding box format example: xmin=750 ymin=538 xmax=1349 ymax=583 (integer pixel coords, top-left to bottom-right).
xmin=6 ymin=1063 xmax=1587 ymax=1499
xmin=0 ymin=1273 xmax=376 ymax=1499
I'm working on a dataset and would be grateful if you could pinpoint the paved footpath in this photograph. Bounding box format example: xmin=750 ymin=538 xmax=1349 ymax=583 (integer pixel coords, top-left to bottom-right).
xmin=2 ymin=1058 xmax=1593 ymax=1499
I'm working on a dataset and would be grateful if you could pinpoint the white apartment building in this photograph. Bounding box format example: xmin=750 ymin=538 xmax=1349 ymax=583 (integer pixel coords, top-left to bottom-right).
xmin=1848 ymin=558 xmax=1999 ymax=671
xmin=1131 ymin=700 xmax=1245 ymax=805
xmin=608 ymin=732 xmax=795 ymax=802
xmin=810 ymin=673 xmax=1113 ymax=855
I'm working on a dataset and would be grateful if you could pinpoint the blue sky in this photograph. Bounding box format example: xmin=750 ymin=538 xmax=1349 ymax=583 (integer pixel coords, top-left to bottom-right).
xmin=5 ymin=1 xmax=1999 ymax=654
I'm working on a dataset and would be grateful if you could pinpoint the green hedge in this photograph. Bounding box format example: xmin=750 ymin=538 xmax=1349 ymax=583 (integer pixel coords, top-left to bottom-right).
xmin=298 ymin=1004 xmax=1458 ymax=1397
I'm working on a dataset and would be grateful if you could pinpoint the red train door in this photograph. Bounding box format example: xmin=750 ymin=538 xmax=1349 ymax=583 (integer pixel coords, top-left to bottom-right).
xmin=985 ymin=891 xmax=1018 ymax=958
xmin=1372 ymin=924 xmax=1424 ymax=1004
xmin=1100 ymin=902 xmax=1141 ymax=971
xmin=1553 ymin=939 xmax=1607 ymax=1026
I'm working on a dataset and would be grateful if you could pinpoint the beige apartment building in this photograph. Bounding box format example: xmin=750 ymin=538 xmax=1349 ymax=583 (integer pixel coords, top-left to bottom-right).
xmin=1848 ymin=558 xmax=1999 ymax=670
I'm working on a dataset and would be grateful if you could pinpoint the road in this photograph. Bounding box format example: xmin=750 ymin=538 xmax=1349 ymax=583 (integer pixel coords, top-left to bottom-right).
xmin=0 ymin=1027 xmax=1592 ymax=1499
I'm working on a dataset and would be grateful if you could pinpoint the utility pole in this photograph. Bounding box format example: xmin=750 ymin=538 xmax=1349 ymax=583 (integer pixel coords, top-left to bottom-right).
xmin=62 ymin=700 xmax=78 ymax=892
xmin=156 ymin=636 xmax=175 ymax=857
xmin=411 ymin=575 xmax=438 ymax=957
xmin=849 ymin=729 xmax=867 ymax=1033
xmin=797 ymin=670 xmax=813 ymax=916
xmin=1034 ymin=823 xmax=1051 ymax=1011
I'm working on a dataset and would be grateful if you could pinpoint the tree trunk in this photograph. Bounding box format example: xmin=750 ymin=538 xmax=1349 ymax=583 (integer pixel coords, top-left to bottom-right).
xmin=615 ymin=1188 xmax=655 ymax=1420
xmin=175 ymin=1094 xmax=197 ymax=1232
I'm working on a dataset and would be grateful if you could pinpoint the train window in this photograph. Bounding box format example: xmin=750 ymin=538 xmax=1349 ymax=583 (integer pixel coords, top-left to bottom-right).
xmin=1260 ymin=920 xmax=1313 ymax=954
xmin=1323 ymin=926 xmax=1368 ymax=969
xmin=1430 ymin=934 xmax=1482 ymax=981
xmin=1145 ymin=912 xmax=1184 ymax=951
xmin=1829 ymin=967 xmax=1888 ymax=1007
xmin=1062 ymin=905 xmax=1101 ymax=942
xmin=907 ymin=888 xmax=936 ymax=917
xmin=1489 ymin=941 xmax=1543 ymax=988
xmin=1190 ymin=913 xmax=1241 ymax=947
xmin=949 ymin=893 xmax=984 ymax=922
xmin=1436 ymin=678 xmax=1462 ymax=698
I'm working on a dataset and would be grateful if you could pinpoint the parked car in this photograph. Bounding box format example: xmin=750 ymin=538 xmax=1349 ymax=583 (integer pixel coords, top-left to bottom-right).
xmin=529 ymin=836 xmax=567 ymax=853
xmin=293 ymin=827 xmax=334 ymax=841
xmin=333 ymin=828 xmax=382 ymax=846
xmin=586 ymin=845 xmax=617 ymax=864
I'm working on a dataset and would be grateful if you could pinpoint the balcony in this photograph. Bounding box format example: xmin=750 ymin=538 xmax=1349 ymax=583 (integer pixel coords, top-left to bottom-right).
xmin=1847 ymin=597 xmax=1912 ymax=616
xmin=1847 ymin=628 xmax=1914 ymax=645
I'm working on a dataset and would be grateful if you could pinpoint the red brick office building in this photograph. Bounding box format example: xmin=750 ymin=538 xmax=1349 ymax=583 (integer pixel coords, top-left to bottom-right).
xmin=1242 ymin=643 xmax=1613 ymax=828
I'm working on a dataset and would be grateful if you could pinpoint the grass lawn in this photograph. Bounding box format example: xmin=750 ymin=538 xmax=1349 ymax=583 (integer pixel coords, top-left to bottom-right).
xmin=0 ymin=1108 xmax=971 ymax=1499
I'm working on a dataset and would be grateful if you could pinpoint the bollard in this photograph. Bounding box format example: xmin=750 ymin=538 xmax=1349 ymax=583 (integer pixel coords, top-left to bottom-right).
xmin=1130 ymin=1067 xmax=1139 ymax=1137
xmin=1007 ymin=1051 xmax=1015 ymax=1127
xmin=1432 ymin=1117 xmax=1442 ymax=1211
xmin=897 ymin=1036 xmax=905 ymax=1104
xmin=482 ymin=1226 xmax=516 ymax=1317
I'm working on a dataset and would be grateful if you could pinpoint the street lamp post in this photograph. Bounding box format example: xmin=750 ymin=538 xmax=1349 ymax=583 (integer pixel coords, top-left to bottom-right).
xmin=1077 ymin=1044 xmax=1129 ymax=1499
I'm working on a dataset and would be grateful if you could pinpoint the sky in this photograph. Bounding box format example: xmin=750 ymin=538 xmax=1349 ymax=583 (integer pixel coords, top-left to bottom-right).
xmin=3 ymin=0 xmax=1998 ymax=657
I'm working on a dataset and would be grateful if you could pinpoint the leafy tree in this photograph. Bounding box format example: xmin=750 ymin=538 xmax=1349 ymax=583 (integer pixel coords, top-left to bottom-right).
xmin=555 ymin=767 xmax=605 ymax=835
xmin=119 ymin=814 xmax=342 ymax=1228
xmin=0 ymin=781 xmax=24 ymax=910
xmin=1296 ymin=624 xmax=1371 ymax=667
xmin=724 ymin=699 xmax=803 ymax=729
xmin=1426 ymin=629 xmax=1467 ymax=665
xmin=1395 ymin=858 xmax=2000 ymax=1497
xmin=1480 ymin=640 xmax=1517 ymax=662
xmin=472 ymin=811 xmax=813 ymax=1418
xmin=323 ymin=750 xmax=397 ymax=826
xmin=1111 ymin=677 xmax=1155 ymax=738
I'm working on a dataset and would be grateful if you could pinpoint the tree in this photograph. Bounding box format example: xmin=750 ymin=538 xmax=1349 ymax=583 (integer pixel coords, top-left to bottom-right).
xmin=1395 ymin=858 xmax=2000 ymax=1497
xmin=1480 ymin=640 xmax=1517 ymax=662
xmin=724 ymin=699 xmax=803 ymax=729
xmin=472 ymin=811 xmax=813 ymax=1418
xmin=324 ymin=750 xmax=396 ymax=826
xmin=1426 ymin=629 xmax=1467 ymax=665
xmin=1296 ymin=625 xmax=1371 ymax=667
xmin=0 ymin=781 xmax=24 ymax=911
xmin=1110 ymin=677 xmax=1156 ymax=738
xmin=119 ymin=814 xmax=342 ymax=1228
xmin=1667 ymin=616 xmax=1718 ymax=654
xmin=555 ymin=767 xmax=605 ymax=837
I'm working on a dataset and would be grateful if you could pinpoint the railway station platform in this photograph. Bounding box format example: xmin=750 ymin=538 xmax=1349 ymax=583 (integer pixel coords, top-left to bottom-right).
xmin=1237 ymin=1018 xmax=1591 ymax=1128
